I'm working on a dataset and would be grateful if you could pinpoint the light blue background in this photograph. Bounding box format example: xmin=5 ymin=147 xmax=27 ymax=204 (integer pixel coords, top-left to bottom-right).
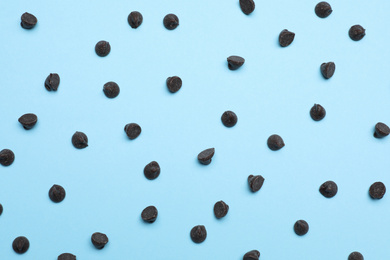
xmin=1 ymin=0 xmax=389 ymax=259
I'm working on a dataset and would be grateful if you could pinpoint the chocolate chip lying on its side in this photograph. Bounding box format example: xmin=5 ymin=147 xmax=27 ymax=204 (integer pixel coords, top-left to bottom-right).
xmin=190 ymin=225 xmax=207 ymax=243
xmin=163 ymin=14 xmax=179 ymax=30
xmin=348 ymin=251 xmax=364 ymax=260
xmin=0 ymin=149 xmax=15 ymax=166
xmin=95 ymin=41 xmax=111 ymax=57
xmin=144 ymin=161 xmax=160 ymax=180
xmin=243 ymin=250 xmax=260 ymax=260
xmin=141 ymin=206 xmax=158 ymax=223
xmin=197 ymin=148 xmax=215 ymax=165
xmin=279 ymin=29 xmax=295 ymax=47
xmin=103 ymin=81 xmax=120 ymax=98
xmin=310 ymin=104 xmax=326 ymax=121
xmin=369 ymin=182 xmax=386 ymax=199
xmin=72 ymin=131 xmax=88 ymax=149
xmin=349 ymin=25 xmax=365 ymax=41
xmin=248 ymin=175 xmax=265 ymax=192
xmin=49 ymin=184 xmax=66 ymax=203
xmin=166 ymin=76 xmax=182 ymax=93
xmin=267 ymin=135 xmax=285 ymax=151
xmin=227 ymin=56 xmax=245 ymax=70
xmin=58 ymin=253 xmax=76 ymax=260
xmin=221 ymin=111 xmax=238 ymax=127
xmin=214 ymin=201 xmax=229 ymax=219
xmin=294 ymin=220 xmax=309 ymax=236
xmin=239 ymin=0 xmax=255 ymax=15
xmin=18 ymin=113 xmax=38 ymax=130
xmin=374 ymin=122 xmax=390 ymax=138
xmin=21 ymin=12 xmax=37 ymax=29
xmin=320 ymin=62 xmax=335 ymax=79
xmin=315 ymin=2 xmax=332 ymax=18
xmin=124 ymin=123 xmax=141 ymax=140
xmin=319 ymin=181 xmax=338 ymax=198
xmin=12 ymin=236 xmax=30 ymax=254
xmin=45 ymin=73 xmax=60 ymax=91
xmin=128 ymin=11 xmax=143 ymax=29
xmin=91 ymin=232 xmax=109 ymax=249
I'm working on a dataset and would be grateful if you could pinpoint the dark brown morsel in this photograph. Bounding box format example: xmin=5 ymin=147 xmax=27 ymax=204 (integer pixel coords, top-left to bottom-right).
xmin=95 ymin=41 xmax=111 ymax=57
xmin=190 ymin=225 xmax=207 ymax=243
xmin=267 ymin=135 xmax=285 ymax=151
xmin=248 ymin=175 xmax=265 ymax=192
xmin=72 ymin=131 xmax=88 ymax=149
xmin=221 ymin=111 xmax=238 ymax=127
xmin=243 ymin=250 xmax=260 ymax=260
xmin=141 ymin=206 xmax=158 ymax=223
xmin=294 ymin=220 xmax=309 ymax=236
xmin=12 ymin=236 xmax=29 ymax=254
xmin=0 ymin=149 xmax=15 ymax=166
xmin=197 ymin=148 xmax=215 ymax=165
xmin=320 ymin=62 xmax=335 ymax=79
xmin=91 ymin=232 xmax=109 ymax=249
xmin=128 ymin=11 xmax=143 ymax=29
xmin=144 ymin=161 xmax=160 ymax=180
xmin=45 ymin=73 xmax=60 ymax=91
xmin=369 ymin=182 xmax=386 ymax=199
xmin=279 ymin=29 xmax=295 ymax=47
xmin=103 ymin=81 xmax=120 ymax=98
xmin=348 ymin=252 xmax=364 ymax=260
xmin=315 ymin=2 xmax=332 ymax=18
xmin=18 ymin=113 xmax=38 ymax=129
xmin=49 ymin=184 xmax=66 ymax=203
xmin=239 ymin=0 xmax=255 ymax=15
xmin=58 ymin=253 xmax=76 ymax=260
xmin=21 ymin=12 xmax=37 ymax=29
xmin=349 ymin=25 xmax=365 ymax=41
xmin=166 ymin=76 xmax=182 ymax=93
xmin=124 ymin=123 xmax=141 ymax=140
xmin=214 ymin=201 xmax=229 ymax=219
xmin=0 ymin=203 xmax=3 ymax=215
xmin=374 ymin=122 xmax=390 ymax=138
xmin=310 ymin=104 xmax=326 ymax=121
xmin=319 ymin=181 xmax=338 ymax=198
xmin=163 ymin=14 xmax=179 ymax=30
xmin=227 ymin=56 xmax=245 ymax=70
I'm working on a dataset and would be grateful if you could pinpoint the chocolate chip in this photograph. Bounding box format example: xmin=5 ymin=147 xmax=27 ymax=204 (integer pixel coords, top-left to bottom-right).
xmin=190 ymin=225 xmax=207 ymax=243
xmin=163 ymin=14 xmax=179 ymax=30
xmin=310 ymin=104 xmax=326 ymax=121
xmin=243 ymin=250 xmax=260 ymax=260
xmin=12 ymin=236 xmax=29 ymax=254
xmin=239 ymin=0 xmax=255 ymax=15
xmin=103 ymin=81 xmax=120 ymax=98
xmin=214 ymin=201 xmax=229 ymax=219
xmin=0 ymin=149 xmax=15 ymax=166
xmin=166 ymin=76 xmax=182 ymax=93
xmin=0 ymin=203 xmax=3 ymax=215
xmin=227 ymin=56 xmax=245 ymax=70
xmin=141 ymin=206 xmax=158 ymax=223
xmin=315 ymin=2 xmax=332 ymax=18
xmin=144 ymin=161 xmax=160 ymax=180
xmin=221 ymin=111 xmax=238 ymax=127
xmin=18 ymin=113 xmax=38 ymax=130
xmin=348 ymin=252 xmax=364 ymax=260
xmin=58 ymin=253 xmax=76 ymax=260
xmin=45 ymin=73 xmax=60 ymax=91
xmin=320 ymin=62 xmax=335 ymax=79
xmin=267 ymin=135 xmax=285 ymax=151
xmin=248 ymin=175 xmax=265 ymax=192
xmin=49 ymin=184 xmax=66 ymax=203
xmin=349 ymin=25 xmax=365 ymax=41
xmin=374 ymin=122 xmax=390 ymax=138
xmin=197 ymin=148 xmax=215 ymax=165
xmin=71 ymin=131 xmax=88 ymax=149
xmin=319 ymin=181 xmax=338 ymax=198
xmin=91 ymin=232 xmax=109 ymax=249
xmin=95 ymin=41 xmax=111 ymax=57
xmin=21 ymin=12 xmax=37 ymax=29
xmin=128 ymin=11 xmax=143 ymax=29
xmin=294 ymin=220 xmax=309 ymax=236
xmin=369 ymin=182 xmax=386 ymax=199
xmin=124 ymin=123 xmax=141 ymax=140
xmin=279 ymin=29 xmax=295 ymax=47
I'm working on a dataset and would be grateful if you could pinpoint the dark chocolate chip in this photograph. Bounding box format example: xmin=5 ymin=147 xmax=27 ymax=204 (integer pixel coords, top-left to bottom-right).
xmin=141 ymin=206 xmax=158 ymax=223
xmin=310 ymin=104 xmax=326 ymax=121
xmin=320 ymin=62 xmax=335 ymax=79
xmin=279 ymin=29 xmax=295 ymax=47
xmin=319 ymin=181 xmax=338 ymax=198
xmin=374 ymin=122 xmax=390 ymax=138
xmin=248 ymin=175 xmax=265 ymax=192
xmin=221 ymin=111 xmax=238 ymax=127
xmin=315 ymin=2 xmax=332 ymax=18
xmin=0 ymin=149 xmax=15 ymax=166
xmin=243 ymin=250 xmax=260 ymax=260
xmin=45 ymin=73 xmax=60 ymax=91
xmin=71 ymin=131 xmax=88 ymax=149
xmin=239 ymin=0 xmax=255 ymax=15
xmin=58 ymin=253 xmax=76 ymax=260
xmin=128 ymin=11 xmax=143 ymax=29
xmin=163 ymin=14 xmax=179 ymax=30
xmin=227 ymin=56 xmax=245 ymax=70
xmin=95 ymin=41 xmax=111 ymax=57
xmin=267 ymin=135 xmax=285 ymax=151
xmin=197 ymin=148 xmax=215 ymax=165
xmin=91 ymin=232 xmax=109 ymax=249
xmin=349 ymin=25 xmax=365 ymax=41
xmin=0 ymin=203 xmax=3 ymax=215
xmin=144 ymin=161 xmax=160 ymax=180
xmin=369 ymin=182 xmax=386 ymax=199
xmin=214 ymin=201 xmax=229 ymax=219
xmin=294 ymin=220 xmax=309 ymax=236
xmin=124 ymin=123 xmax=141 ymax=140
xmin=21 ymin=12 xmax=37 ymax=29
xmin=49 ymin=184 xmax=66 ymax=203
xmin=166 ymin=76 xmax=182 ymax=93
xmin=190 ymin=225 xmax=207 ymax=243
xmin=12 ymin=236 xmax=29 ymax=254
xmin=348 ymin=252 xmax=364 ymax=260
xmin=103 ymin=81 xmax=120 ymax=98
xmin=18 ymin=113 xmax=38 ymax=130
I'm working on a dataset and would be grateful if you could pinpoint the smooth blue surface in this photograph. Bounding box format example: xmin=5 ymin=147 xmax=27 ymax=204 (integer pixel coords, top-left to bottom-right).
xmin=1 ymin=0 xmax=390 ymax=259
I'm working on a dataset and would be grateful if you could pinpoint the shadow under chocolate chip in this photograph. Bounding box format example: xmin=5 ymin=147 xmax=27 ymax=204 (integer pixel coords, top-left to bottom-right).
xmin=0 ymin=149 xmax=15 ymax=166
xmin=45 ymin=73 xmax=60 ymax=91
xmin=72 ymin=131 xmax=88 ymax=149
xmin=91 ymin=232 xmax=109 ymax=249
xmin=128 ymin=11 xmax=143 ymax=29
xmin=243 ymin=250 xmax=260 ymax=260
xmin=294 ymin=220 xmax=309 ymax=236
xmin=227 ymin=56 xmax=245 ymax=70
xmin=18 ymin=113 xmax=38 ymax=130
xmin=369 ymin=182 xmax=386 ymax=199
xmin=163 ymin=14 xmax=179 ymax=30
xmin=197 ymin=148 xmax=215 ymax=165
xmin=279 ymin=29 xmax=295 ymax=47
xmin=12 ymin=236 xmax=29 ymax=254
xmin=190 ymin=225 xmax=207 ymax=243
xmin=310 ymin=104 xmax=326 ymax=121
xmin=95 ymin=40 xmax=111 ymax=57
xmin=144 ymin=161 xmax=160 ymax=180
xmin=374 ymin=122 xmax=390 ymax=138
xmin=319 ymin=181 xmax=338 ymax=198
xmin=267 ymin=134 xmax=285 ymax=151
xmin=21 ymin=12 xmax=37 ymax=29
xmin=49 ymin=184 xmax=66 ymax=203
xmin=141 ymin=206 xmax=158 ymax=223
xmin=239 ymin=0 xmax=255 ymax=15
xmin=58 ymin=253 xmax=76 ymax=260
